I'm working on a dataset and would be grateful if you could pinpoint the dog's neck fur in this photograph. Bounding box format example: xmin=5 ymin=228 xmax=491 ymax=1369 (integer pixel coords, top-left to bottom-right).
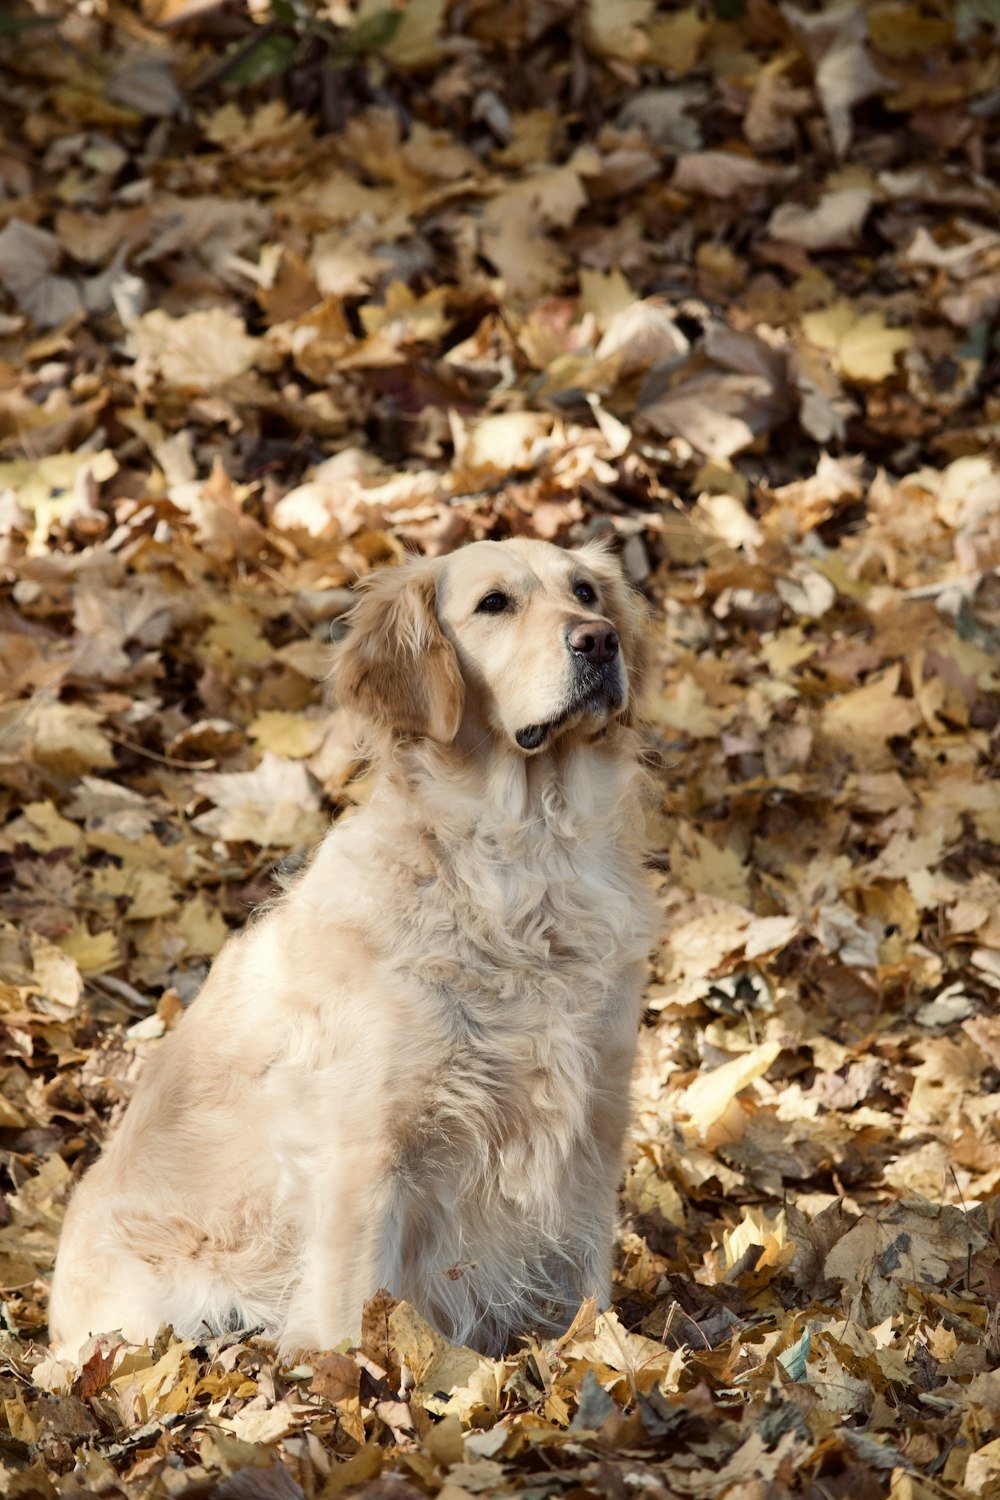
xmin=343 ymin=728 xmax=654 ymax=998
xmin=372 ymin=727 xmax=647 ymax=859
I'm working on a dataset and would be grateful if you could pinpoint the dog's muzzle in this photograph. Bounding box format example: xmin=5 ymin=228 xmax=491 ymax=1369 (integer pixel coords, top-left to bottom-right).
xmin=515 ymin=620 xmax=624 ymax=751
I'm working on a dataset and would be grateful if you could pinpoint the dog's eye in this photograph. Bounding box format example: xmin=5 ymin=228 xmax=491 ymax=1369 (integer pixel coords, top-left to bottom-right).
xmin=572 ymin=579 xmax=597 ymax=606
xmin=475 ymin=591 xmax=511 ymax=615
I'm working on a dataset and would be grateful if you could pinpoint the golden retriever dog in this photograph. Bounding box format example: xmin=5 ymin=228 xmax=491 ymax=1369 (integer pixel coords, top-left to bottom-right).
xmin=49 ymin=537 xmax=657 ymax=1361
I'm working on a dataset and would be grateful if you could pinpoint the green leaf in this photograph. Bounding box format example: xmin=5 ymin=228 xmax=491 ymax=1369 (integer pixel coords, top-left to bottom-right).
xmin=777 ymin=1329 xmax=811 ymax=1382
xmin=226 ymin=30 xmax=298 ymax=85
xmin=957 ymin=0 xmax=1000 ymax=43
xmin=345 ymin=8 xmax=405 ymax=53
xmin=958 ymin=320 xmax=990 ymax=364
xmin=268 ymin=0 xmax=299 ymax=28
xmin=0 ymin=11 xmax=59 ymax=33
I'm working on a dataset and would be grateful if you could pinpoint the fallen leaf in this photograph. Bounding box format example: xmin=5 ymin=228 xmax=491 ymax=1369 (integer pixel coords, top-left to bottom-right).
xmin=678 ymin=1042 xmax=782 ymax=1135
xmin=802 ymin=299 xmax=913 ymax=382
xmin=194 ymin=754 xmax=326 ymax=848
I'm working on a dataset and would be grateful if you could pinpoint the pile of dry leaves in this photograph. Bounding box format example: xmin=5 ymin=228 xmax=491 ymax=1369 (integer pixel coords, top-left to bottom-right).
xmin=1 ymin=0 xmax=1000 ymax=1494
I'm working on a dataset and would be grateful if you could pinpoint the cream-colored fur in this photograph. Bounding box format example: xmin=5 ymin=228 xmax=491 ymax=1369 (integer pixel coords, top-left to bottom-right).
xmin=49 ymin=538 xmax=657 ymax=1361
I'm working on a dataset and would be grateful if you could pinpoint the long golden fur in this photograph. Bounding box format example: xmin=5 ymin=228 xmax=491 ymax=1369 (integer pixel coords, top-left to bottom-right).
xmin=50 ymin=537 xmax=657 ymax=1360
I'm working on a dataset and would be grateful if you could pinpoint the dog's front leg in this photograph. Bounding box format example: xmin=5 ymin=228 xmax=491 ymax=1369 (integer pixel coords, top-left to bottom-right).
xmin=558 ymin=1152 xmax=619 ymax=1313
xmin=279 ymin=1164 xmax=400 ymax=1358
xmin=559 ymin=1039 xmax=639 ymax=1316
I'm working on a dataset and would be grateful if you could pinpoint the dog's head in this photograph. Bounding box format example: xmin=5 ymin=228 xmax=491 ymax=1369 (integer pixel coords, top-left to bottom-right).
xmin=334 ymin=538 xmax=648 ymax=755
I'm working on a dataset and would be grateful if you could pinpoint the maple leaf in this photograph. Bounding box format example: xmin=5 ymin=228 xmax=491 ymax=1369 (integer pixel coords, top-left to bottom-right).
xmin=802 ymin=299 xmax=913 ymax=382
xmin=194 ymin=754 xmax=326 ymax=848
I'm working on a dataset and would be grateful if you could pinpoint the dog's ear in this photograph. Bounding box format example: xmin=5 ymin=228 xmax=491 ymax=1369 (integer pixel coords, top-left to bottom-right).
xmin=574 ymin=541 xmax=650 ymax=723
xmin=333 ymin=562 xmax=464 ymax=744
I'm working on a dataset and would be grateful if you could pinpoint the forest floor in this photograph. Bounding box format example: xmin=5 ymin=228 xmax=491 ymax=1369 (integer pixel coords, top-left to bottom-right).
xmin=1 ymin=1 xmax=1000 ymax=1496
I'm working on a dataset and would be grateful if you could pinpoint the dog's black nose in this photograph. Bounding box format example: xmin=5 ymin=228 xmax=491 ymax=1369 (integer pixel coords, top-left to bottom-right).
xmin=567 ymin=620 xmax=619 ymax=665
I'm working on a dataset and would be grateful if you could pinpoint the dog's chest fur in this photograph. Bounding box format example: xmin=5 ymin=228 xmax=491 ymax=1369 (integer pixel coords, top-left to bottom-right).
xmin=337 ymin=770 xmax=651 ymax=1190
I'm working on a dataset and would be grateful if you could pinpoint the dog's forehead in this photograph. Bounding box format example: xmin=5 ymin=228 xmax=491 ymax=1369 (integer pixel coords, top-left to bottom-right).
xmin=437 ymin=540 xmax=578 ymax=601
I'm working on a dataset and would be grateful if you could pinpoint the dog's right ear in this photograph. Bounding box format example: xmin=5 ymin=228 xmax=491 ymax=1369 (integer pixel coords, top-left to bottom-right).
xmin=333 ymin=562 xmax=464 ymax=745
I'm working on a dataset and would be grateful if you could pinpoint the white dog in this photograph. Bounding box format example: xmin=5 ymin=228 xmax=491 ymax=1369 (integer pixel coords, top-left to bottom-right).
xmin=49 ymin=537 xmax=657 ymax=1360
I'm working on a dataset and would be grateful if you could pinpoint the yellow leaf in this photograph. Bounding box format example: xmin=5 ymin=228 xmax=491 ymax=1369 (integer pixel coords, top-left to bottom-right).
xmin=310 ymin=1353 xmax=365 ymax=1444
xmin=378 ymin=0 xmax=446 ymax=68
xmin=584 ymin=0 xmax=653 ymax=63
xmin=578 ymin=267 xmax=635 ymax=328
xmin=359 ymin=281 xmax=451 ymax=344
xmin=25 ymin=702 xmax=116 ymax=776
xmin=669 ymin=825 xmax=750 ymax=906
xmin=175 ymin=894 xmax=228 ymax=958
xmin=869 ymin=6 xmax=952 ymax=59
xmin=193 ymin=754 xmax=325 ymax=849
xmin=812 ymin=553 xmax=869 ymax=599
xmin=203 ymin=600 xmax=272 ymax=664
xmin=388 ymin=1300 xmax=490 ymax=1408
xmin=0 ymin=451 xmax=118 ymax=541
xmin=623 ymin=1155 xmax=686 ymax=1226
xmin=0 ymin=800 xmax=84 ymax=854
xmin=802 ymin=299 xmax=912 ymax=382
xmin=123 ymin=868 xmax=178 ymax=922
xmin=323 ymin=1444 xmax=384 ymax=1496
xmin=645 ymin=674 xmax=723 ymax=738
xmin=962 ymin=1436 xmax=1000 ymax=1495
xmin=29 ymin=936 xmax=83 ymax=1015
xmin=0 ymin=1095 xmax=26 ymax=1128
xmin=91 ymin=865 xmax=177 ymax=922
xmin=646 ymin=5 xmax=708 ymax=72
xmin=890 ymin=1468 xmax=953 ymax=1500
xmin=761 ymin=626 xmax=816 ymax=676
xmin=56 ymin=923 xmax=119 ymax=977
xmin=144 ymin=0 xmax=223 ymax=23
xmin=678 ymin=1042 xmax=782 ymax=1134
xmin=480 ymin=161 xmax=590 ymax=301
xmin=800 ymin=299 xmax=857 ymax=351
xmin=3 ymin=1393 xmax=38 ymax=1444
xmin=127 ymin=308 xmax=277 ymax=391
xmin=111 ymin=1342 xmax=194 ymax=1420
xmin=876 ymin=1346 xmax=915 ymax=1386
xmin=724 ymin=1206 xmax=790 ymax=1270
xmin=249 ymin=710 xmax=325 ymax=759
xmin=422 ymin=1414 xmax=464 ymax=1467
xmin=277 ymin=639 xmax=332 ymax=681
xmin=460 ymin=413 xmax=553 ymax=477
xmin=821 ymin=663 xmax=922 ymax=768
xmin=559 ymin=1308 xmax=676 ymax=1394
xmin=838 ymin=311 xmax=913 ymax=382
xmin=223 ymin=1403 xmax=298 ymax=1444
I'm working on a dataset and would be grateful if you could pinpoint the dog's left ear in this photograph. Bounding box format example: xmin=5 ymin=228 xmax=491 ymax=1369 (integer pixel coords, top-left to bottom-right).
xmin=333 ymin=561 xmax=464 ymax=744
xmin=575 ymin=542 xmax=650 ymax=723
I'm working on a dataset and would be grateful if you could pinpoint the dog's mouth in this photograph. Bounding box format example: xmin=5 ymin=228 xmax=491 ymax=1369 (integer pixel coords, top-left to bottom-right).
xmin=515 ymin=670 xmax=624 ymax=754
xmin=515 ymin=721 xmax=553 ymax=751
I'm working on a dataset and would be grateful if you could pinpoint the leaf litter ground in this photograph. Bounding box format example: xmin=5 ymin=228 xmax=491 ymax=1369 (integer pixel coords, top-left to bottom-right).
xmin=1 ymin=1 xmax=1000 ymax=1496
